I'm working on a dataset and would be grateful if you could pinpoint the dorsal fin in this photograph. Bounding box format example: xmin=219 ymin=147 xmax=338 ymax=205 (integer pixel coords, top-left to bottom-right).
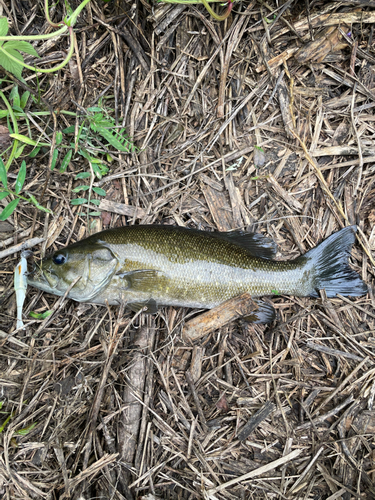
xmin=215 ymin=230 xmax=277 ymax=260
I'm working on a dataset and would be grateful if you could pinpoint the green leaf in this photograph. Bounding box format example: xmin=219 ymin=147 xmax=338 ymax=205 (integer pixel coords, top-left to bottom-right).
xmin=0 ymin=47 xmax=24 ymax=80
xmin=9 ymin=133 xmax=50 ymax=147
xmin=64 ymin=0 xmax=74 ymax=17
xmin=59 ymin=149 xmax=72 ymax=172
xmin=0 ymin=198 xmax=19 ymax=220
xmin=15 ymin=160 xmax=26 ymax=194
xmin=92 ymin=187 xmax=106 ymax=196
xmin=63 ymin=125 xmax=75 ymax=134
xmin=72 ymin=184 xmax=90 ymax=193
xmin=78 ymin=148 xmax=91 ymax=161
xmin=14 ymin=422 xmax=37 ymax=436
xmin=28 ymin=146 xmax=41 ymax=158
xmin=36 ymin=204 xmax=51 ymax=213
xmin=20 ymin=91 xmax=30 ymax=109
xmin=0 ymin=18 xmax=9 ymax=37
xmin=50 ymin=149 xmax=59 ymax=171
xmin=26 ymin=192 xmax=38 ymax=205
xmin=0 ymin=413 xmax=12 ymax=433
xmin=5 ymin=41 xmax=40 ymax=58
xmin=27 ymin=192 xmax=52 ymax=213
xmin=75 ymin=171 xmax=90 ymax=179
xmin=89 ymin=211 xmax=101 ymax=216
xmin=10 ymin=85 xmax=20 ymax=108
xmin=71 ymin=198 xmax=87 ymax=205
xmin=92 ymin=163 xmax=109 ymax=179
xmin=14 ymin=143 xmax=27 ymax=159
xmin=271 ymin=289 xmax=280 ymax=295
xmin=0 ymin=190 xmax=9 ymax=200
xmin=0 ymin=158 xmax=7 ymax=188
xmin=12 ymin=104 xmax=24 ymax=113
xmin=55 ymin=131 xmax=63 ymax=146
xmin=90 ymin=199 xmax=101 ymax=206
xmin=0 ymin=110 xmax=8 ymax=119
xmin=95 ymin=118 xmax=114 ymax=128
xmin=29 ymin=310 xmax=52 ymax=319
xmin=87 ymin=107 xmax=102 ymax=112
xmin=93 ymin=112 xmax=103 ymax=123
xmin=96 ymin=127 xmax=134 ymax=152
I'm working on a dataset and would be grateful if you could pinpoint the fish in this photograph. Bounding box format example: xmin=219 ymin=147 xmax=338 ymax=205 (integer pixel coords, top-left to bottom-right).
xmin=26 ymin=225 xmax=367 ymax=323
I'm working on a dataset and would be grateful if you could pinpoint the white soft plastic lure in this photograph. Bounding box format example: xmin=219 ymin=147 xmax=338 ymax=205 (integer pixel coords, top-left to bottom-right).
xmin=14 ymin=252 xmax=28 ymax=329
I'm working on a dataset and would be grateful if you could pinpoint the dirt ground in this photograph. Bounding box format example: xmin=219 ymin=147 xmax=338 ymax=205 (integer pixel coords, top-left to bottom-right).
xmin=1 ymin=0 xmax=375 ymax=499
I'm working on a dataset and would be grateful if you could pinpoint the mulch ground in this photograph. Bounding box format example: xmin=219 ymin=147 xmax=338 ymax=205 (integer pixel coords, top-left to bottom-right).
xmin=1 ymin=0 xmax=375 ymax=499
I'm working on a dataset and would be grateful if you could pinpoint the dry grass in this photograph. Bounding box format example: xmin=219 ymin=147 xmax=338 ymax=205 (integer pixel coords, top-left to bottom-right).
xmin=1 ymin=0 xmax=375 ymax=499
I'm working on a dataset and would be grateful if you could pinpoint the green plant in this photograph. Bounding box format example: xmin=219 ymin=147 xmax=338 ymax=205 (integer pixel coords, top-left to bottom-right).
xmin=0 ymin=89 xmax=137 ymax=219
xmin=0 ymin=0 xmax=92 ymax=80
xmin=158 ymin=0 xmax=234 ymax=21
xmin=65 ymin=104 xmax=138 ymax=215
xmin=0 ymin=0 xmax=93 ymax=216
xmin=0 ymin=401 xmax=37 ymax=437
xmin=0 ymin=84 xmax=53 ymax=157
xmin=0 ymin=158 xmax=51 ymax=220
xmin=0 ymin=84 xmax=71 ymax=219
xmin=29 ymin=310 xmax=52 ymax=319
xmin=0 ymin=1 xmax=138 ymax=221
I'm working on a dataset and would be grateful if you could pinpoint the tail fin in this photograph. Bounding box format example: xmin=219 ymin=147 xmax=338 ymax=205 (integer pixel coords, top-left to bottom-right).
xmin=302 ymin=226 xmax=367 ymax=298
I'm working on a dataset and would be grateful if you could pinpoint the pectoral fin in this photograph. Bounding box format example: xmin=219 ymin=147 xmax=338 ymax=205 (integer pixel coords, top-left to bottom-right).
xmin=127 ymin=299 xmax=158 ymax=314
xmin=117 ymin=269 xmax=167 ymax=292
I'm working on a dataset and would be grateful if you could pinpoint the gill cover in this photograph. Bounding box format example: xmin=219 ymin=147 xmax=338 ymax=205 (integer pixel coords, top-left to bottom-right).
xmin=35 ymin=242 xmax=119 ymax=302
xmin=76 ymin=244 xmax=119 ymax=302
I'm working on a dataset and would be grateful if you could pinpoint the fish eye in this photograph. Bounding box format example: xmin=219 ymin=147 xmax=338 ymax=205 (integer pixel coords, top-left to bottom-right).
xmin=53 ymin=254 xmax=67 ymax=265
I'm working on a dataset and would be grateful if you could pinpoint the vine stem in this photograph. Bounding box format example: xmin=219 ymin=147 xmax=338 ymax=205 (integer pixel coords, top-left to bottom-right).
xmin=0 ymin=26 xmax=75 ymax=74
xmin=157 ymin=0 xmax=233 ymax=20
xmin=0 ymin=25 xmax=67 ymax=42
xmin=0 ymin=0 xmax=92 ymax=41
xmin=199 ymin=0 xmax=233 ymax=20
xmin=44 ymin=0 xmax=64 ymax=28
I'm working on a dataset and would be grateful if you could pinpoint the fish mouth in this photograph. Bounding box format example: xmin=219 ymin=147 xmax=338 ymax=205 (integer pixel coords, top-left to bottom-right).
xmin=27 ymin=262 xmax=58 ymax=292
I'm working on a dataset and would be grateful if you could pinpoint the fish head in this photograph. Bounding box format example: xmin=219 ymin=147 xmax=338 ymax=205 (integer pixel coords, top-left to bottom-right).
xmin=27 ymin=241 xmax=119 ymax=302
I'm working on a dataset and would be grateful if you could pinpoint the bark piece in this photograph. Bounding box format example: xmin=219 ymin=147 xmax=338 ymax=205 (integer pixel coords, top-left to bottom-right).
xmin=201 ymin=183 xmax=234 ymax=231
xmin=99 ymin=199 xmax=146 ymax=218
xmin=295 ymin=26 xmax=347 ymax=64
xmin=182 ymin=292 xmax=258 ymax=342
xmin=238 ymin=400 xmax=276 ymax=441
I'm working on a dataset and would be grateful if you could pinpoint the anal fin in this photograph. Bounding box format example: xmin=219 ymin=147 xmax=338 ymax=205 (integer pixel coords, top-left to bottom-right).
xmin=243 ymin=300 xmax=275 ymax=324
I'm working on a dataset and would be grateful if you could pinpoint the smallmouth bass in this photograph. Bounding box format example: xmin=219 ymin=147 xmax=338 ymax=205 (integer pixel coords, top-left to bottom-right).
xmin=27 ymin=225 xmax=367 ymax=323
